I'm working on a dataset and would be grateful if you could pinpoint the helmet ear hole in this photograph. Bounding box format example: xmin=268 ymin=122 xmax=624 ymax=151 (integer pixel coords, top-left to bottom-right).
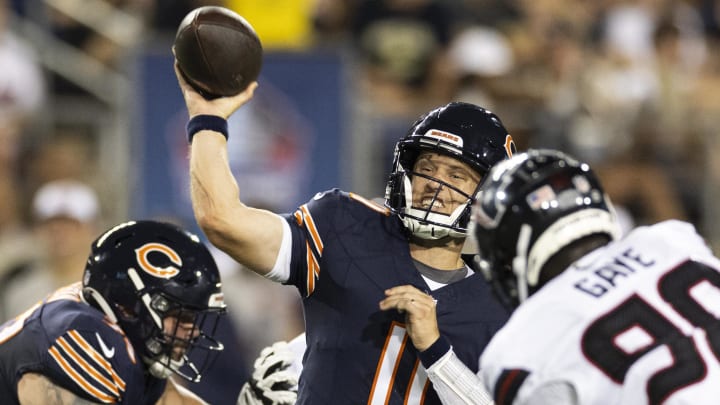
xmin=115 ymin=303 xmax=139 ymax=321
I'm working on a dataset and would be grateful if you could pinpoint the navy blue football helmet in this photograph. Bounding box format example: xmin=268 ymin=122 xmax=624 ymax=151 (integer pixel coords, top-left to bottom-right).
xmin=473 ymin=149 xmax=621 ymax=308
xmin=385 ymin=102 xmax=516 ymax=239
xmin=82 ymin=220 xmax=226 ymax=382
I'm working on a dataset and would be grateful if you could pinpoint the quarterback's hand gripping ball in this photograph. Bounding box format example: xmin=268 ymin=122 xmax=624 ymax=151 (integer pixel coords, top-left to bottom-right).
xmin=174 ymin=6 xmax=262 ymax=99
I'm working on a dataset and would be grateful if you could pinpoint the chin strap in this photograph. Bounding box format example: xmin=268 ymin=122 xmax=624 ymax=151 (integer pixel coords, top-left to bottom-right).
xmin=147 ymin=356 xmax=175 ymax=379
xmin=147 ymin=355 xmax=195 ymax=381
xmin=401 ymin=215 xmax=465 ymax=240
xmin=402 ymin=202 xmax=469 ymax=238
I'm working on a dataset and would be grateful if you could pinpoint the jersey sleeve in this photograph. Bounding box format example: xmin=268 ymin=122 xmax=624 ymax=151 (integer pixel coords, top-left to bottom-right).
xmin=651 ymin=220 xmax=715 ymax=260
xmin=281 ymin=189 xmax=342 ymax=297
xmin=43 ymin=323 xmax=136 ymax=403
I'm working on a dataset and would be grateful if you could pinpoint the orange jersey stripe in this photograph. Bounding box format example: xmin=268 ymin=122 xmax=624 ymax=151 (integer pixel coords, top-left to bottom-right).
xmin=306 ymin=240 xmax=320 ymax=297
xmin=48 ymin=346 xmax=116 ymax=403
xmin=300 ymin=204 xmax=324 ymax=255
xmin=368 ymin=322 xmax=408 ymax=405
xmin=57 ymin=336 xmax=120 ymax=396
xmin=349 ymin=193 xmax=391 ymax=216
xmin=420 ymin=379 xmax=430 ymax=402
xmin=68 ymin=330 xmax=126 ymax=391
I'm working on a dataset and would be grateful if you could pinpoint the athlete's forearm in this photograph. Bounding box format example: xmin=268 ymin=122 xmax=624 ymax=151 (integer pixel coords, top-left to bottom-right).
xmin=189 ymin=132 xmax=243 ymax=239
xmin=177 ymin=61 xmax=281 ymax=274
xmin=17 ymin=373 xmax=99 ymax=405
xmin=189 ymin=135 xmax=284 ymax=274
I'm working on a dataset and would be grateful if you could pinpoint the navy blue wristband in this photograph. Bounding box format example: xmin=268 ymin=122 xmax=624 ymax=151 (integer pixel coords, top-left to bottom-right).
xmin=187 ymin=115 xmax=228 ymax=143
xmin=418 ymin=335 xmax=452 ymax=369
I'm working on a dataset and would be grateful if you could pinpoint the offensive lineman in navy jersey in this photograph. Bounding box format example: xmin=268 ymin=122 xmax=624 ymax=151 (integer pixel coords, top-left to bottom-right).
xmin=0 ymin=220 xmax=226 ymax=404
xmin=177 ymin=64 xmax=514 ymax=404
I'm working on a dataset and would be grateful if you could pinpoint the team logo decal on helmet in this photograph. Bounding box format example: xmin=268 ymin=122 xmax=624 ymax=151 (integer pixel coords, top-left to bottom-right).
xmin=425 ymin=129 xmax=463 ymax=147
xmin=136 ymin=243 xmax=182 ymax=278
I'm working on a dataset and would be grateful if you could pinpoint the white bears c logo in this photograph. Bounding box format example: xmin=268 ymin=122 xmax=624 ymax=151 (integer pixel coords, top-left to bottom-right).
xmin=135 ymin=243 xmax=182 ymax=278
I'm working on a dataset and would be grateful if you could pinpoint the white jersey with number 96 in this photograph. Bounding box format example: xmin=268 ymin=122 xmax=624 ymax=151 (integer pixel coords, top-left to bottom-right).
xmin=480 ymin=220 xmax=720 ymax=405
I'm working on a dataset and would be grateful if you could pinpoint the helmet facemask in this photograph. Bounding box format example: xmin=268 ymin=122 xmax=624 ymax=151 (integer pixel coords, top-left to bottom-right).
xmin=140 ymin=292 xmax=225 ymax=382
xmin=85 ymin=277 xmax=225 ymax=383
xmin=396 ymin=162 xmax=480 ymax=240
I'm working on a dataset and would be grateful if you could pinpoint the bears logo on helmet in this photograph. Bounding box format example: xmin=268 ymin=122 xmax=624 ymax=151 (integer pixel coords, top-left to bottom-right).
xmin=82 ymin=220 xmax=226 ymax=382
xmin=135 ymin=243 xmax=183 ymax=278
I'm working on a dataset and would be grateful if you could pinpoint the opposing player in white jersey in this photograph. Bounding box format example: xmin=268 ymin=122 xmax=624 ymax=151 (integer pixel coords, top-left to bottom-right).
xmin=397 ymin=149 xmax=720 ymax=405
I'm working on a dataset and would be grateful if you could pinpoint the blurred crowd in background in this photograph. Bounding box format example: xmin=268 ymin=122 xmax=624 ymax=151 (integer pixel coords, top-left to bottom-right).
xmin=0 ymin=0 xmax=719 ymax=403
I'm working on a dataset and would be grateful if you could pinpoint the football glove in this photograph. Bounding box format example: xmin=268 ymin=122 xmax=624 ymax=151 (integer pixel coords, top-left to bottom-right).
xmin=237 ymin=341 xmax=299 ymax=405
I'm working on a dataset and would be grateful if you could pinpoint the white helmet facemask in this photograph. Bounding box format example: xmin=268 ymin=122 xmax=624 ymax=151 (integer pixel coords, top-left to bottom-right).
xmin=398 ymin=170 xmax=476 ymax=240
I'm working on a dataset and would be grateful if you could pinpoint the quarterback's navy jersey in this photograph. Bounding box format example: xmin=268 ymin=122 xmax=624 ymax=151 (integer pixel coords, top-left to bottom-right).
xmin=283 ymin=189 xmax=510 ymax=404
xmin=0 ymin=283 xmax=166 ymax=404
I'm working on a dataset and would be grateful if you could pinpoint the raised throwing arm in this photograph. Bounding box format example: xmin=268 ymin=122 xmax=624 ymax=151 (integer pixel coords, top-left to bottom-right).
xmin=175 ymin=62 xmax=285 ymax=275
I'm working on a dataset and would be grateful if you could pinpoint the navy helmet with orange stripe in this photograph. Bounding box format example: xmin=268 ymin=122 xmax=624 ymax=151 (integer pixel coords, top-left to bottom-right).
xmin=385 ymin=102 xmax=516 ymax=240
xmin=81 ymin=220 xmax=226 ymax=382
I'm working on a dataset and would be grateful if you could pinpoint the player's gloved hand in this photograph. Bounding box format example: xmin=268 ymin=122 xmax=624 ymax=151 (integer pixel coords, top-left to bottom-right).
xmin=237 ymin=341 xmax=299 ymax=405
